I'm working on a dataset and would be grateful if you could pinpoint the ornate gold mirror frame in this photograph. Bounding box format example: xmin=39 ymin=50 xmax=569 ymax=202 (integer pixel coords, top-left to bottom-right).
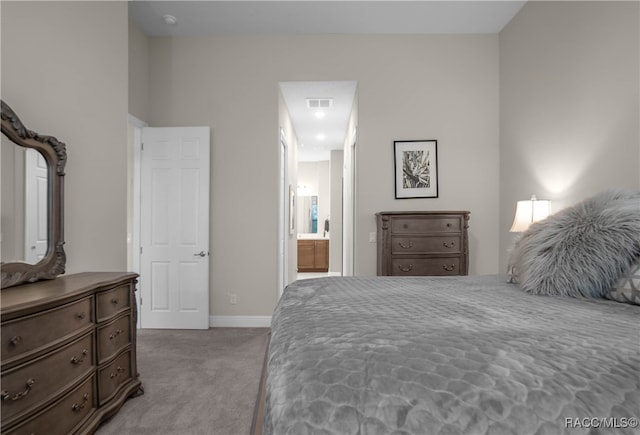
xmin=1 ymin=100 xmax=66 ymax=288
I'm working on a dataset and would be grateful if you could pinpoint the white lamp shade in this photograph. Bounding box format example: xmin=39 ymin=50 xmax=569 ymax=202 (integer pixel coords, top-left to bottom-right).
xmin=510 ymin=196 xmax=551 ymax=232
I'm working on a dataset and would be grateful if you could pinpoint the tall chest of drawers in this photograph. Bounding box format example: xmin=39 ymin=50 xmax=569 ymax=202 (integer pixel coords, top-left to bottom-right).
xmin=376 ymin=211 xmax=470 ymax=276
xmin=1 ymin=272 xmax=142 ymax=434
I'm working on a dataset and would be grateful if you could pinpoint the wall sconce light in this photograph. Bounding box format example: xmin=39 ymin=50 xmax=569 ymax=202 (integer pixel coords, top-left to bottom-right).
xmin=510 ymin=195 xmax=551 ymax=232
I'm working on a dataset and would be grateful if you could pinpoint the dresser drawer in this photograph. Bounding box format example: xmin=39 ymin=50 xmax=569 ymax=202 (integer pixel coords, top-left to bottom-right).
xmin=4 ymin=374 xmax=96 ymax=435
xmin=97 ymin=314 xmax=131 ymax=364
xmin=98 ymin=350 xmax=132 ymax=405
xmin=391 ymin=258 xmax=461 ymax=276
xmin=1 ymin=332 xmax=94 ymax=426
xmin=390 ymin=216 xmax=461 ymax=234
xmin=391 ymin=236 xmax=462 ymax=254
xmin=2 ymin=297 xmax=93 ymax=365
xmin=96 ymin=284 xmax=131 ymax=322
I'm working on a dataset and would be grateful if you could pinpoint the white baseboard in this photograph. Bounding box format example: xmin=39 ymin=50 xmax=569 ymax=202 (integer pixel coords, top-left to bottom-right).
xmin=209 ymin=315 xmax=272 ymax=328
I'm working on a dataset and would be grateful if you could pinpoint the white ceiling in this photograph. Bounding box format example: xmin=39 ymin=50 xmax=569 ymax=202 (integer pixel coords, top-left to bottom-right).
xmin=129 ymin=1 xmax=526 ymax=37
xmin=129 ymin=1 xmax=526 ymax=161
xmin=280 ymin=81 xmax=358 ymax=162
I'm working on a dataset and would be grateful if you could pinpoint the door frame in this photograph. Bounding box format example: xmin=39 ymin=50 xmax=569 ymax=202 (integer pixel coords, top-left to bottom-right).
xmin=129 ymin=120 xmax=212 ymax=329
xmin=278 ymin=128 xmax=289 ymax=298
xmin=127 ymin=114 xmax=147 ymax=328
xmin=276 ymin=97 xmax=358 ymax=282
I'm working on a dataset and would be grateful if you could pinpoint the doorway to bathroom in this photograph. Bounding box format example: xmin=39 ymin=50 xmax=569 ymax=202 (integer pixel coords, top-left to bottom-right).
xmin=278 ymin=80 xmax=358 ymax=288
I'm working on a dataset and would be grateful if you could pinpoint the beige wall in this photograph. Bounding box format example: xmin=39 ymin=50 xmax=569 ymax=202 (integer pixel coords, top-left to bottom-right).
xmin=148 ymin=36 xmax=279 ymax=317
xmin=318 ymin=160 xmax=331 ymax=236
xmin=499 ymin=1 xmax=640 ymax=270
xmin=354 ymin=35 xmax=500 ymax=276
xmin=2 ymin=1 xmax=129 ymax=274
xmin=128 ymin=19 xmax=150 ymax=122
xmin=147 ymin=34 xmax=500 ymax=316
xmin=329 ymin=149 xmax=344 ymax=273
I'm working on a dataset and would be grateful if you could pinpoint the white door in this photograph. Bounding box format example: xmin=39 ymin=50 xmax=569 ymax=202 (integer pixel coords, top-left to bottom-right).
xmin=140 ymin=127 xmax=210 ymax=329
xmin=25 ymin=148 xmax=48 ymax=263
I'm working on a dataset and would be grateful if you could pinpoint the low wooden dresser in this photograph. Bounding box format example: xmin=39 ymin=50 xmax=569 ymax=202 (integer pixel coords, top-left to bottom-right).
xmin=376 ymin=211 xmax=470 ymax=276
xmin=1 ymin=272 xmax=142 ymax=434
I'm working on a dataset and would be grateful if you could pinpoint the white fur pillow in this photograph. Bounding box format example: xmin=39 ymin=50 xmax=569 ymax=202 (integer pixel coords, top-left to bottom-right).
xmin=510 ymin=189 xmax=640 ymax=298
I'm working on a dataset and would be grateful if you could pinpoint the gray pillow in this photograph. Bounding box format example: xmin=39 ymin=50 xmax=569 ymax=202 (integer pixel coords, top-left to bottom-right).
xmin=604 ymin=259 xmax=640 ymax=305
xmin=510 ymin=189 xmax=640 ymax=298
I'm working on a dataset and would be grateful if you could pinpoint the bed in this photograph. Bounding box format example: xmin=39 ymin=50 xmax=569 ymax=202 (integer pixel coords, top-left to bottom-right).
xmin=258 ymin=189 xmax=640 ymax=435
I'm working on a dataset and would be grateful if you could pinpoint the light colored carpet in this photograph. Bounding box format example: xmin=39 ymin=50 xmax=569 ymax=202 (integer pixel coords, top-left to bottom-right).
xmin=96 ymin=327 xmax=270 ymax=435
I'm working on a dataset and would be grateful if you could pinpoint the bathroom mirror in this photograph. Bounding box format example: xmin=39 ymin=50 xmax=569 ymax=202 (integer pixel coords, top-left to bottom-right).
xmin=1 ymin=100 xmax=66 ymax=288
xmin=299 ymin=195 xmax=318 ymax=234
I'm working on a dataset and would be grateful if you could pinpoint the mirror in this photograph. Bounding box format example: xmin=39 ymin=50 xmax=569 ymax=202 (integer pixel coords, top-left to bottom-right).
xmin=1 ymin=100 xmax=66 ymax=288
xmin=297 ymin=195 xmax=330 ymax=238
xmin=296 ymin=161 xmax=331 ymax=239
xmin=2 ymin=142 xmax=49 ymax=264
xmin=299 ymin=196 xmax=318 ymax=234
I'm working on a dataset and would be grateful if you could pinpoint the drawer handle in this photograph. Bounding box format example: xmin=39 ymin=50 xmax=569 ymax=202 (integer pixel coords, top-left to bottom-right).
xmin=111 ymin=298 xmax=119 ymax=305
xmin=446 ymin=223 xmax=452 ymax=227
xmin=398 ymin=241 xmax=413 ymax=249
xmin=71 ymin=393 xmax=89 ymax=412
xmin=110 ymin=366 xmax=126 ymax=379
xmin=109 ymin=329 xmax=124 ymax=340
xmin=443 ymin=242 xmax=455 ymax=248
xmin=398 ymin=264 xmax=413 ymax=272
xmin=75 ymin=312 xmax=86 ymax=320
xmin=9 ymin=335 xmax=22 ymax=346
xmin=70 ymin=349 xmax=88 ymax=365
xmin=442 ymin=264 xmax=456 ymax=271
xmin=2 ymin=378 xmax=35 ymax=401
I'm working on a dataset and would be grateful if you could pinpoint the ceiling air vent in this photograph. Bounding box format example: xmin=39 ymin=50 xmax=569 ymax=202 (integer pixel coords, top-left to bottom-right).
xmin=306 ymin=98 xmax=333 ymax=109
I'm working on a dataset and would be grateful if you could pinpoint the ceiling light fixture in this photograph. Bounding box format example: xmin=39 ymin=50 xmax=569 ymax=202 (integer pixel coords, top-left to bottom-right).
xmin=316 ymin=134 xmax=326 ymax=141
xmin=314 ymin=111 xmax=326 ymax=119
xmin=163 ymin=14 xmax=177 ymax=25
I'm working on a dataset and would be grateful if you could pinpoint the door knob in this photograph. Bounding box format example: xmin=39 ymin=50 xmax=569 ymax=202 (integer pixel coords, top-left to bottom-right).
xmin=193 ymin=251 xmax=208 ymax=257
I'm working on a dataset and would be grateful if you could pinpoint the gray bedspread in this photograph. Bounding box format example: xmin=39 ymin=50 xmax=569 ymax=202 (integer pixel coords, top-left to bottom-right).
xmin=263 ymin=275 xmax=640 ymax=435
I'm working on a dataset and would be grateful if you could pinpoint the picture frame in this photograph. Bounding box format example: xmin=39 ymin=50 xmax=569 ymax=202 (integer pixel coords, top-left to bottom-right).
xmin=394 ymin=140 xmax=438 ymax=199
